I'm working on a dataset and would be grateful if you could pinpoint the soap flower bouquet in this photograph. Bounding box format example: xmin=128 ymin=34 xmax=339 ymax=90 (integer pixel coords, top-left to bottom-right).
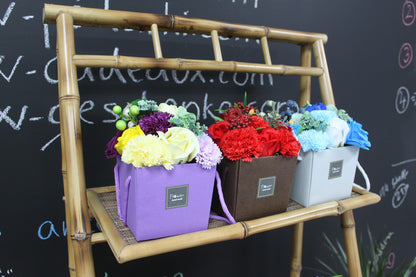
xmin=105 ymin=99 xmax=222 ymax=170
xmin=207 ymin=96 xmax=301 ymax=162
xmin=287 ymin=102 xmax=371 ymax=152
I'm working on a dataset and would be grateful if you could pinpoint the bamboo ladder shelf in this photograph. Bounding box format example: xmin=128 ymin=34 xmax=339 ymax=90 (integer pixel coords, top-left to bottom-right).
xmin=43 ymin=4 xmax=381 ymax=277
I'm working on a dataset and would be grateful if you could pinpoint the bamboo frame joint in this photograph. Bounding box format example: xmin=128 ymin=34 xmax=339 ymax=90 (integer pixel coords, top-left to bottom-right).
xmin=71 ymin=232 xmax=92 ymax=241
xmin=337 ymin=201 xmax=345 ymax=214
xmin=169 ymin=15 xmax=176 ymax=30
xmin=341 ymin=222 xmax=356 ymax=229
xmin=264 ymin=26 xmax=270 ymax=38
xmin=59 ymin=95 xmax=80 ymax=102
xmin=241 ymin=221 xmax=249 ymax=238
xmin=115 ymin=55 xmax=121 ymax=68
xmin=290 ymin=264 xmax=302 ymax=273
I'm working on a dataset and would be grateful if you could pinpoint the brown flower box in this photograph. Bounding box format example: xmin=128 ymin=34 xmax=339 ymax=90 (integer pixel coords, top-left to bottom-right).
xmin=214 ymin=155 xmax=297 ymax=221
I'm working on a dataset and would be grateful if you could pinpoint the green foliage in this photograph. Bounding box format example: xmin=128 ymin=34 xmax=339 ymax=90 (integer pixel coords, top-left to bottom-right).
xmin=297 ymin=111 xmax=328 ymax=133
xmin=168 ymin=106 xmax=207 ymax=136
xmin=326 ymin=104 xmax=352 ymax=122
xmin=310 ymin=227 xmax=416 ymax=277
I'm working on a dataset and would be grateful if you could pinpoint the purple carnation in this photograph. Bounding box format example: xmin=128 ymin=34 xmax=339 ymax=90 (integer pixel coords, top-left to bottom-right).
xmin=138 ymin=112 xmax=174 ymax=135
xmin=196 ymin=134 xmax=223 ymax=169
xmin=105 ymin=130 xmax=122 ymax=159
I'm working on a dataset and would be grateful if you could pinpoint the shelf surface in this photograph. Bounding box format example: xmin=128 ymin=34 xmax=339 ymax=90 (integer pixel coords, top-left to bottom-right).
xmin=87 ymin=186 xmax=380 ymax=263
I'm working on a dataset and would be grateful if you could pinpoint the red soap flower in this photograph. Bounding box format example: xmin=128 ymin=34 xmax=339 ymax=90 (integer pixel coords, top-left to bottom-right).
xmin=258 ymin=127 xmax=282 ymax=157
xmin=250 ymin=116 xmax=270 ymax=131
xmin=207 ymin=120 xmax=232 ymax=143
xmin=219 ymin=127 xmax=263 ymax=162
xmin=275 ymin=125 xmax=301 ymax=157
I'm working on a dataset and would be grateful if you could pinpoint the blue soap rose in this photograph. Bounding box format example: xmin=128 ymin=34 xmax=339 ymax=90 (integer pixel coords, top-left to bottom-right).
xmin=345 ymin=120 xmax=371 ymax=150
xmin=306 ymin=102 xmax=327 ymax=112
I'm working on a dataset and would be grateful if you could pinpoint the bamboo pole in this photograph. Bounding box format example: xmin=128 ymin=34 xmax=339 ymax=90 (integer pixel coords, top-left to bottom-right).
xmin=261 ymin=36 xmax=272 ymax=65
xmin=43 ymin=4 xmax=328 ymax=44
xmin=290 ymin=222 xmax=304 ymax=277
xmin=312 ymin=39 xmax=335 ymax=105
xmin=72 ymin=54 xmax=323 ymax=76
xmin=299 ymin=44 xmax=312 ymax=106
xmin=244 ymin=202 xmax=339 ymax=236
xmin=59 ymin=104 xmax=76 ymax=277
xmin=151 ymin=24 xmax=163 ymax=59
xmin=341 ymin=210 xmax=362 ymax=277
xmin=56 ymin=12 xmax=95 ymax=277
xmin=211 ymin=30 xmax=223 ymax=61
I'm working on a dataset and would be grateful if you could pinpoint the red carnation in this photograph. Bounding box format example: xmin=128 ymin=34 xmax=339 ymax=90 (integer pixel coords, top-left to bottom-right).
xmin=275 ymin=125 xmax=301 ymax=157
xmin=219 ymin=127 xmax=263 ymax=162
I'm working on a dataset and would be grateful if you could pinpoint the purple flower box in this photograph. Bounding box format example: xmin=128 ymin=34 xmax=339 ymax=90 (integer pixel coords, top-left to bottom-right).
xmin=114 ymin=156 xmax=216 ymax=241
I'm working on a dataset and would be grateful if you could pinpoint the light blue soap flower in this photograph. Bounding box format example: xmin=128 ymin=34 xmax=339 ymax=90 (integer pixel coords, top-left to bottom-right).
xmin=291 ymin=113 xmax=303 ymax=125
xmin=345 ymin=120 xmax=371 ymax=150
xmin=310 ymin=110 xmax=337 ymax=123
xmin=297 ymin=129 xmax=331 ymax=152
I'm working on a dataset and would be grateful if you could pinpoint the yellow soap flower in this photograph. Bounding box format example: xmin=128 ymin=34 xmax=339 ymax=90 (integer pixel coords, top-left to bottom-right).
xmin=121 ymin=135 xmax=174 ymax=170
xmin=157 ymin=127 xmax=199 ymax=165
xmin=114 ymin=125 xmax=145 ymax=155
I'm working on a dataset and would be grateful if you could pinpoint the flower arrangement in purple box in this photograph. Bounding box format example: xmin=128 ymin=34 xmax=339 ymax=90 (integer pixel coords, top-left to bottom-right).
xmin=105 ymin=99 xmax=222 ymax=170
xmin=104 ymin=99 xmax=225 ymax=241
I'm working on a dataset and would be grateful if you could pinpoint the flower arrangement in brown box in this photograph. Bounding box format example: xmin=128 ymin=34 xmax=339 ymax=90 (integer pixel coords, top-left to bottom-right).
xmin=208 ymin=96 xmax=301 ymax=221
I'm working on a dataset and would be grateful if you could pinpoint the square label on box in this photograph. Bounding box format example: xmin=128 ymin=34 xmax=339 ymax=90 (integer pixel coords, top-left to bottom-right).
xmin=328 ymin=160 xmax=343 ymax=179
xmin=257 ymin=176 xmax=276 ymax=198
xmin=166 ymin=185 xmax=188 ymax=209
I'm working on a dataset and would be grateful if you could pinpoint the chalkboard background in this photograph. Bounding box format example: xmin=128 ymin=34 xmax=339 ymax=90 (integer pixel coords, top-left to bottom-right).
xmin=1 ymin=0 xmax=415 ymax=276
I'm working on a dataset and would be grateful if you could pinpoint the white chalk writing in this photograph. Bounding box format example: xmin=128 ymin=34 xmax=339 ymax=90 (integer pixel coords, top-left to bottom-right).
xmin=0 ymin=55 xmax=23 ymax=82
xmin=0 ymin=2 xmax=15 ymax=26
xmin=381 ymin=168 xmax=411 ymax=209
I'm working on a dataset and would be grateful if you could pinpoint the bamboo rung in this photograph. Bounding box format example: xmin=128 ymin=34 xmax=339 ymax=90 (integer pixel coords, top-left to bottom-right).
xmin=151 ymin=23 xmax=163 ymax=59
xmin=211 ymin=30 xmax=223 ymax=61
xmin=72 ymin=54 xmax=324 ymax=76
xmin=43 ymin=4 xmax=328 ymax=44
xmin=91 ymin=232 xmax=106 ymax=245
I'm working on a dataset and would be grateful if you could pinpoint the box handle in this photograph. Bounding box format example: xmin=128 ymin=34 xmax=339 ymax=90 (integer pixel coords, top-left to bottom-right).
xmin=114 ymin=162 xmax=131 ymax=225
xmin=353 ymin=161 xmax=371 ymax=191
xmin=209 ymin=171 xmax=236 ymax=225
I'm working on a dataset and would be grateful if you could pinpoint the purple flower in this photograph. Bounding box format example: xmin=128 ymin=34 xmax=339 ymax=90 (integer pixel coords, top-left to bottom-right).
xmin=105 ymin=130 xmax=122 ymax=159
xmin=306 ymin=102 xmax=327 ymax=112
xmin=196 ymin=134 xmax=222 ymax=169
xmin=138 ymin=112 xmax=174 ymax=135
